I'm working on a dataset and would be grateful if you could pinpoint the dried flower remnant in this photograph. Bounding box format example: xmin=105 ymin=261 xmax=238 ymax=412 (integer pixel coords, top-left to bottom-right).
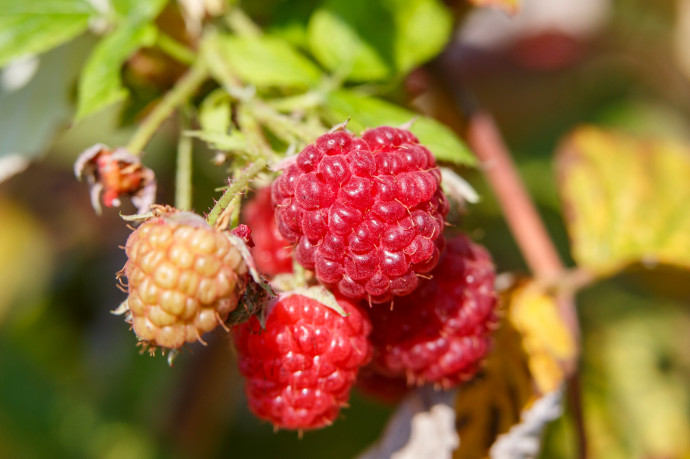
xmin=74 ymin=144 xmax=157 ymax=215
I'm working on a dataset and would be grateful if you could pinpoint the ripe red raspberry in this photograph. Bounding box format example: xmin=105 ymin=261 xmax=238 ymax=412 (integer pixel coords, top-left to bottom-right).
xmin=233 ymin=293 xmax=372 ymax=430
xmin=271 ymin=126 xmax=449 ymax=303
xmin=367 ymin=235 xmax=497 ymax=389
xmin=118 ymin=210 xmax=248 ymax=351
xmin=242 ymin=187 xmax=293 ymax=276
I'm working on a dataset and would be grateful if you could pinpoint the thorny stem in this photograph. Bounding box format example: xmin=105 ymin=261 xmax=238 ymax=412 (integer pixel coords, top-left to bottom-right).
xmin=466 ymin=110 xmax=586 ymax=457
xmin=468 ymin=112 xmax=564 ymax=282
xmin=175 ymin=111 xmax=193 ymax=210
xmin=126 ymin=62 xmax=209 ymax=155
xmin=206 ymin=158 xmax=267 ymax=227
xmin=466 ymin=112 xmax=581 ymax=344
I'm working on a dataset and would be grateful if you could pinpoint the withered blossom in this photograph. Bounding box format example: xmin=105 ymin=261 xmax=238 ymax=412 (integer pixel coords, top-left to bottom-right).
xmin=74 ymin=144 xmax=157 ymax=215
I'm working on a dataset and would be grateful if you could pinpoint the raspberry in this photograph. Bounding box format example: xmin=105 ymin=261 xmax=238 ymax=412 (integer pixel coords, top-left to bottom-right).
xmin=118 ymin=210 xmax=248 ymax=351
xmin=271 ymin=126 xmax=449 ymax=303
xmin=242 ymin=187 xmax=293 ymax=276
xmin=233 ymin=293 xmax=372 ymax=430
xmin=367 ymin=235 xmax=497 ymax=389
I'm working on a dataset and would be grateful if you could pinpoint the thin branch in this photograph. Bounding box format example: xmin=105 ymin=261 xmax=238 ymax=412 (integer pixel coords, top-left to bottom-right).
xmin=126 ymin=62 xmax=209 ymax=155
xmin=206 ymin=158 xmax=266 ymax=227
xmin=175 ymin=111 xmax=193 ymax=210
xmin=467 ymin=112 xmax=564 ymax=282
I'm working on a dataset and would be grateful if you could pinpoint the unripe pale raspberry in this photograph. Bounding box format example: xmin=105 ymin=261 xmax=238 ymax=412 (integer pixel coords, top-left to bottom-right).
xmin=233 ymin=293 xmax=372 ymax=430
xmin=367 ymin=235 xmax=498 ymax=389
xmin=271 ymin=126 xmax=449 ymax=303
xmin=242 ymin=187 xmax=293 ymax=276
xmin=119 ymin=211 xmax=248 ymax=350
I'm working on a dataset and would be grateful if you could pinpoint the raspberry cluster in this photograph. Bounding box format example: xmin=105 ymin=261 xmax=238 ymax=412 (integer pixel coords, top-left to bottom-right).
xmin=271 ymin=126 xmax=449 ymax=303
xmin=113 ymin=126 xmax=497 ymax=433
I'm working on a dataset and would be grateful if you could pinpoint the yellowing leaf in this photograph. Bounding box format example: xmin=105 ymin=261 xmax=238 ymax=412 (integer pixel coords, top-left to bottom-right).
xmin=557 ymin=127 xmax=690 ymax=276
xmin=509 ymin=284 xmax=576 ymax=394
xmin=454 ymin=280 xmax=574 ymax=458
xmin=468 ymin=0 xmax=520 ymax=15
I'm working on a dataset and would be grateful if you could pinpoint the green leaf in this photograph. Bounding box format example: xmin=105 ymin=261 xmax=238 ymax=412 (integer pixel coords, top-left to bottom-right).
xmin=185 ymin=130 xmax=247 ymax=152
xmin=111 ymin=0 xmax=168 ymax=22
xmin=0 ymin=0 xmax=95 ymax=67
xmin=208 ymin=34 xmax=321 ymax=89
xmin=0 ymin=38 xmax=91 ymax=179
xmin=557 ymin=126 xmax=690 ymax=275
xmin=75 ymin=24 xmax=157 ymax=121
xmin=307 ymin=0 xmax=452 ymax=82
xmin=198 ymin=89 xmax=232 ymax=134
xmin=323 ymin=89 xmax=476 ymax=166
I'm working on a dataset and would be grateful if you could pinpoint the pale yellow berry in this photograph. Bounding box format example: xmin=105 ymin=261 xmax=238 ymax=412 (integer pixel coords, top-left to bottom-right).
xmin=120 ymin=211 xmax=248 ymax=351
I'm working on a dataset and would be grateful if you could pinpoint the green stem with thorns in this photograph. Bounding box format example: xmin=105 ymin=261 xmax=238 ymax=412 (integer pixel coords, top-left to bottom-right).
xmin=206 ymin=158 xmax=267 ymax=226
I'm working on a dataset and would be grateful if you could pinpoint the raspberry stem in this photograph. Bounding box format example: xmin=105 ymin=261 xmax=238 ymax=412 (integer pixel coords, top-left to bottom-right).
xmin=207 ymin=158 xmax=267 ymax=227
xmin=126 ymin=61 xmax=209 ymax=155
xmin=175 ymin=109 xmax=193 ymax=210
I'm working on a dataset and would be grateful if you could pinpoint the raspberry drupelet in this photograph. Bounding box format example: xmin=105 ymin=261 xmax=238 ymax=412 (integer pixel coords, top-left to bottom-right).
xmin=233 ymin=294 xmax=372 ymax=430
xmin=366 ymin=234 xmax=498 ymax=389
xmin=271 ymin=126 xmax=449 ymax=303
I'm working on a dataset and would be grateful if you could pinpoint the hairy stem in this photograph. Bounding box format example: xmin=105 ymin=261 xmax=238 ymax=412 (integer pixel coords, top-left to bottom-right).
xmin=127 ymin=62 xmax=209 ymax=155
xmin=175 ymin=111 xmax=193 ymax=210
xmin=206 ymin=158 xmax=267 ymax=226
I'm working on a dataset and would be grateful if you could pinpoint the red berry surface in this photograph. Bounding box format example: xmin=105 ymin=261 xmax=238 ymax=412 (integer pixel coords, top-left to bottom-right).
xmin=242 ymin=187 xmax=293 ymax=276
xmin=367 ymin=234 xmax=497 ymax=389
xmin=271 ymin=127 xmax=449 ymax=303
xmin=233 ymin=294 xmax=372 ymax=430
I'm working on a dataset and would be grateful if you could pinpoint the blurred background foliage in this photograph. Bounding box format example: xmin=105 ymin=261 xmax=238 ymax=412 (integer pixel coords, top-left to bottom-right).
xmin=1 ymin=0 xmax=690 ymax=458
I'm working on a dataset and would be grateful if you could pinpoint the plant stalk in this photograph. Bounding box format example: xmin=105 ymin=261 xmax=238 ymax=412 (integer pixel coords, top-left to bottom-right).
xmin=127 ymin=62 xmax=209 ymax=155
xmin=175 ymin=112 xmax=193 ymax=210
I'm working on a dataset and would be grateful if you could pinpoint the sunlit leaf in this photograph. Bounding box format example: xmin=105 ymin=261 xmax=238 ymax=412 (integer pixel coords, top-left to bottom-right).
xmin=508 ymin=284 xmax=576 ymax=394
xmin=556 ymin=126 xmax=690 ymax=276
xmin=111 ymin=0 xmax=169 ymax=22
xmin=185 ymin=130 xmax=247 ymax=152
xmin=0 ymin=39 xmax=91 ymax=179
xmin=454 ymin=281 xmax=574 ymax=458
xmin=207 ymin=34 xmax=321 ymax=89
xmin=307 ymin=0 xmax=452 ymax=81
xmin=324 ymin=89 xmax=476 ymax=166
xmin=0 ymin=0 xmax=95 ymax=67
xmin=198 ymin=89 xmax=232 ymax=133
xmin=75 ymin=24 xmax=157 ymax=121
